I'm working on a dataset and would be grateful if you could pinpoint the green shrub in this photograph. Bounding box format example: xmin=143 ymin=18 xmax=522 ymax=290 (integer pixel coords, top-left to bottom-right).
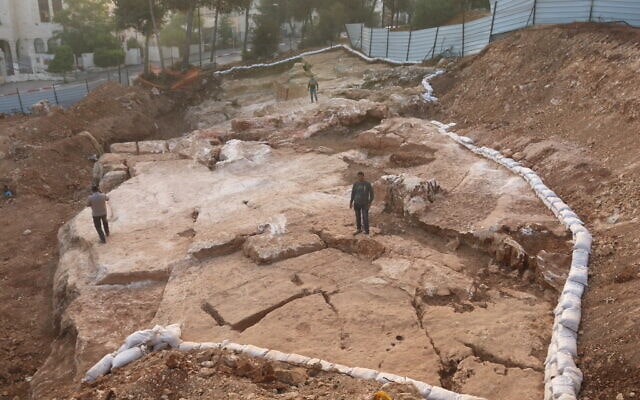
xmin=48 ymin=45 xmax=74 ymax=73
xmin=126 ymin=37 xmax=141 ymax=49
xmin=94 ymin=47 xmax=125 ymax=67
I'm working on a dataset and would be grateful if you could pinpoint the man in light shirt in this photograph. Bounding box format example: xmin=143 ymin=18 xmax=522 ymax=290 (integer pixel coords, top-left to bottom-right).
xmin=87 ymin=186 xmax=110 ymax=243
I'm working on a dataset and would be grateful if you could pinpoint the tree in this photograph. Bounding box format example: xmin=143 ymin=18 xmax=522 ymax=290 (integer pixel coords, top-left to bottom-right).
xmin=94 ymin=48 xmax=125 ymax=67
xmin=412 ymin=0 xmax=462 ymax=29
xmin=48 ymin=45 xmax=74 ymax=75
xmin=219 ymin=15 xmax=234 ymax=48
xmin=114 ymin=0 xmax=167 ymax=75
xmin=53 ymin=0 xmax=120 ymax=61
xmin=240 ymin=0 xmax=252 ymax=56
xmin=249 ymin=0 xmax=281 ymax=60
xmin=207 ymin=0 xmax=240 ymax=63
xmin=163 ymin=0 xmax=199 ymax=68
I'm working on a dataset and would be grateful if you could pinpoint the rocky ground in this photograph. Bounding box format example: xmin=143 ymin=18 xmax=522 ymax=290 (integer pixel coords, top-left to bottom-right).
xmin=3 ymin=23 xmax=638 ymax=399
xmin=0 ymin=81 xmax=194 ymax=399
xmin=430 ymin=22 xmax=640 ymax=399
xmin=74 ymin=348 xmax=424 ymax=400
xmin=32 ymin=50 xmax=574 ymax=400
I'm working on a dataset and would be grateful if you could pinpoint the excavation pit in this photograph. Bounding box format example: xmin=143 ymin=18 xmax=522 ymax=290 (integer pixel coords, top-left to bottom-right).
xmin=38 ymin=51 xmax=572 ymax=400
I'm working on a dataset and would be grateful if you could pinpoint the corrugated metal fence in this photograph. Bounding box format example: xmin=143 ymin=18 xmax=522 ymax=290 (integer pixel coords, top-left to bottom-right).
xmin=0 ymin=68 xmax=131 ymax=115
xmin=346 ymin=0 xmax=640 ymax=62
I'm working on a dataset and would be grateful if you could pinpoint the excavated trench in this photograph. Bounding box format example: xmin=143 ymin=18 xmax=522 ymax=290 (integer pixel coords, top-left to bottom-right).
xmin=33 ymin=51 xmax=573 ymax=400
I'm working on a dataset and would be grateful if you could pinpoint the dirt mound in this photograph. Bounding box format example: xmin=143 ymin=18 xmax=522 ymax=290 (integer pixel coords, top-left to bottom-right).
xmin=73 ymin=348 xmax=423 ymax=400
xmin=0 ymin=82 xmax=190 ymax=399
xmin=431 ymin=22 xmax=640 ymax=399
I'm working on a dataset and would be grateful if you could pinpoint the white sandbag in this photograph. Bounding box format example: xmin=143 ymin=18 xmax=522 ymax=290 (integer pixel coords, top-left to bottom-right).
xmin=557 ymin=292 xmax=581 ymax=310
xmin=200 ymin=342 xmax=221 ymax=349
xmin=544 ymin=361 xmax=559 ymax=382
xmin=285 ymin=353 xmax=311 ymax=365
xmin=242 ymin=344 xmax=268 ymax=357
xmin=123 ymin=329 xmax=154 ymax=350
xmin=349 ymin=367 xmax=379 ymax=380
xmin=569 ymin=224 xmax=588 ymax=236
xmin=501 ymin=158 xmax=519 ymax=168
xmin=406 ymin=378 xmax=432 ymax=397
xmin=222 ymin=342 xmax=244 ymax=352
xmin=556 ymin=334 xmax=578 ymax=357
xmin=264 ymin=350 xmax=289 ymax=362
xmin=572 ymin=250 xmax=589 ymax=268
xmin=305 ymin=358 xmax=321 ymax=366
xmin=427 ymin=386 xmax=459 ymax=400
xmin=563 ymin=366 xmax=583 ymax=392
xmin=533 ymin=183 xmax=548 ymax=193
xmin=551 ymin=375 xmax=576 ymax=397
xmin=155 ymin=324 xmax=182 ymax=348
xmin=562 ymin=217 xmax=584 ymax=228
xmin=458 ymin=395 xmax=488 ymax=400
xmin=459 ymin=136 xmax=474 ymax=144
xmin=83 ymin=353 xmax=114 ymax=382
xmin=573 ymin=231 xmax=592 ymax=252
xmin=525 ymin=174 xmax=549 ymax=187
xmin=152 ymin=342 xmax=170 ymax=352
xmin=545 ymin=341 xmax=558 ymax=365
xmin=375 ymin=371 xmax=406 ymax=384
xmin=544 ymin=381 xmax=553 ymax=400
xmin=112 ymin=346 xmax=144 ymax=369
xmin=553 ymin=201 xmax=571 ymax=213
xmin=179 ymin=341 xmax=202 ymax=351
xmin=567 ymin=264 xmax=589 ymax=286
xmin=542 ymin=189 xmax=558 ymax=198
xmin=560 ymin=307 xmax=581 ymax=332
xmin=556 ymin=394 xmax=577 ymax=400
xmin=562 ymin=279 xmax=585 ymax=298
xmin=545 ymin=196 xmax=561 ymax=206
xmin=556 ymin=351 xmax=577 ymax=373
xmin=332 ymin=363 xmax=353 ymax=375
xmin=559 ymin=209 xmax=578 ymax=219
xmin=317 ymin=359 xmax=335 ymax=371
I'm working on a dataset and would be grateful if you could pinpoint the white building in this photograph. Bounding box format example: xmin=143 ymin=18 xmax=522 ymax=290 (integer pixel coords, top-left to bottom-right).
xmin=0 ymin=0 xmax=63 ymax=76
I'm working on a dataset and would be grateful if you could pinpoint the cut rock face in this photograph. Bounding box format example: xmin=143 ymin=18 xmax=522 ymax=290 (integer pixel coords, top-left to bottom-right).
xmin=99 ymin=170 xmax=128 ymax=193
xmin=242 ymin=232 xmax=326 ymax=264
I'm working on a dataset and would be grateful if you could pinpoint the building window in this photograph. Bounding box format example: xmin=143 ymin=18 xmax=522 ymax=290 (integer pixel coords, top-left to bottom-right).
xmin=52 ymin=0 xmax=63 ymax=14
xmin=38 ymin=0 xmax=51 ymax=22
xmin=34 ymin=39 xmax=46 ymax=53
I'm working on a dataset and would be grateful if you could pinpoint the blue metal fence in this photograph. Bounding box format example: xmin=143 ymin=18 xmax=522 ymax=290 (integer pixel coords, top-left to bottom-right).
xmin=345 ymin=0 xmax=640 ymax=62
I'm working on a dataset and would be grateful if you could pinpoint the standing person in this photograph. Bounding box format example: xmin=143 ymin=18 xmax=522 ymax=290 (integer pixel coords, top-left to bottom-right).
xmin=349 ymin=172 xmax=374 ymax=235
xmin=87 ymin=186 xmax=110 ymax=243
xmin=308 ymin=76 xmax=319 ymax=103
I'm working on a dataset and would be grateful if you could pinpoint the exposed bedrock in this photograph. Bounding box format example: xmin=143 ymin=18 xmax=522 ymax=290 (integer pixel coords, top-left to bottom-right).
xmin=35 ymin=98 xmax=570 ymax=400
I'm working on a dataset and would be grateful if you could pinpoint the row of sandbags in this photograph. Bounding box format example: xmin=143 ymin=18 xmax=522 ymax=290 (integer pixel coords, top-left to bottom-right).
xmin=84 ymin=324 xmax=484 ymax=400
xmin=428 ymin=119 xmax=590 ymax=400
xmin=213 ymin=44 xmax=422 ymax=78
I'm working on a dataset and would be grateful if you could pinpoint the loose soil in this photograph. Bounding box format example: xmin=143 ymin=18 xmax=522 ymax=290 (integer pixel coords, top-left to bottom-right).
xmin=431 ymin=22 xmax=640 ymax=399
xmin=0 ymin=82 xmax=193 ymax=399
xmin=73 ymin=349 xmax=423 ymax=400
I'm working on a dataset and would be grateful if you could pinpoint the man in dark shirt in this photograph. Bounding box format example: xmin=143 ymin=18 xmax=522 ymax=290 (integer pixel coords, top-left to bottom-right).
xmin=87 ymin=186 xmax=110 ymax=243
xmin=349 ymin=172 xmax=374 ymax=235
xmin=308 ymin=76 xmax=319 ymax=103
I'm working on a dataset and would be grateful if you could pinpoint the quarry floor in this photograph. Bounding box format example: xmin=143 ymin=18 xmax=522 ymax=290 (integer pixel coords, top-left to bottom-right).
xmin=1 ymin=23 xmax=638 ymax=400
xmin=31 ymin=50 xmax=571 ymax=400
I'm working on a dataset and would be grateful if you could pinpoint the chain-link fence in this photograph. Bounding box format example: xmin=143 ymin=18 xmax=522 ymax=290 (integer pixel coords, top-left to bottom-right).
xmin=346 ymin=0 xmax=640 ymax=62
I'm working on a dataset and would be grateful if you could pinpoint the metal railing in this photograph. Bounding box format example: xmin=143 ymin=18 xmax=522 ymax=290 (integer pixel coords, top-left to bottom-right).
xmin=346 ymin=0 xmax=640 ymax=62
